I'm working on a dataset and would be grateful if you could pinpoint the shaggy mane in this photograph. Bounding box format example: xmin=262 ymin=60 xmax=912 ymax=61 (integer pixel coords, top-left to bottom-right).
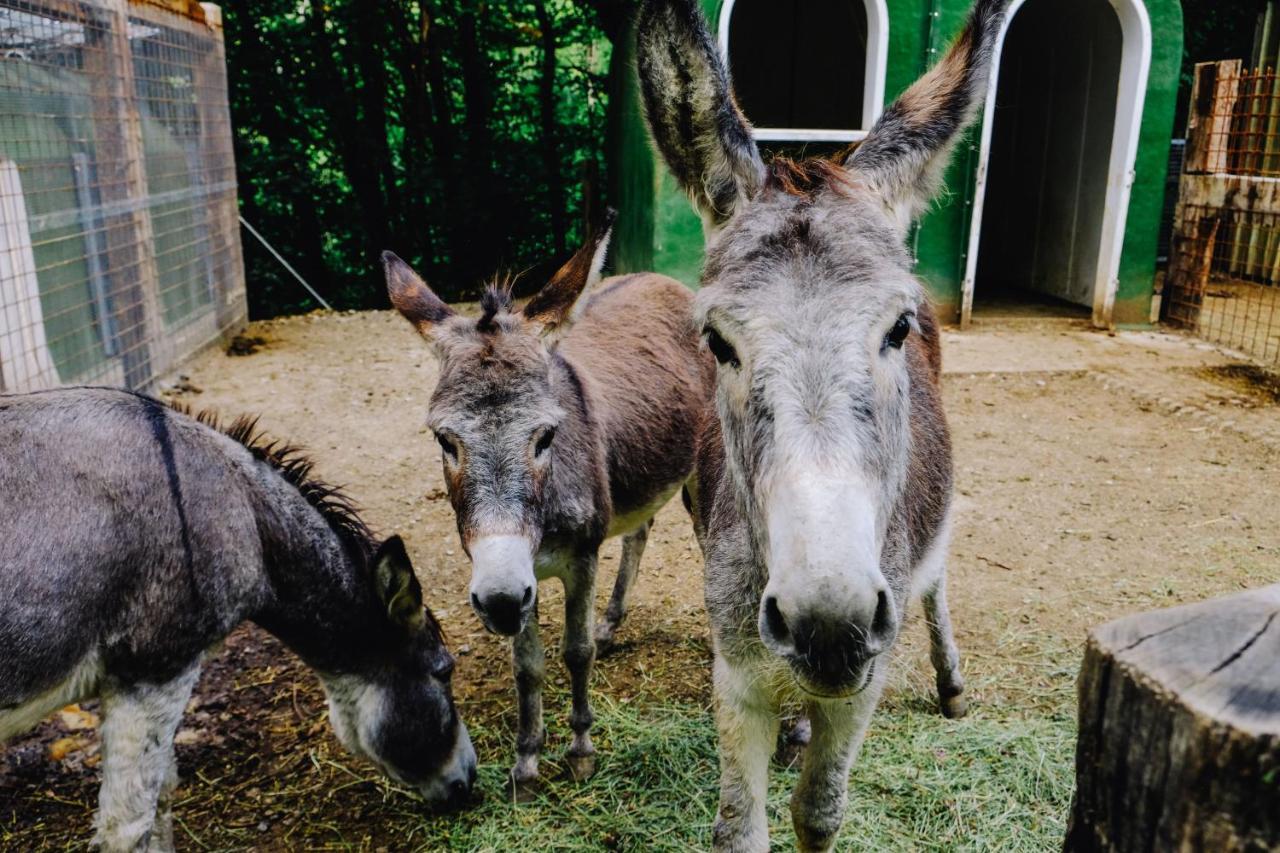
xmin=171 ymin=402 xmax=444 ymax=642
xmin=477 ymin=275 xmax=517 ymax=332
xmin=764 ymin=151 xmax=860 ymax=198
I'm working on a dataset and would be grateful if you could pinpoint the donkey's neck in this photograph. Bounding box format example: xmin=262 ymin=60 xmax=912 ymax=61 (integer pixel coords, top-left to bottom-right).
xmin=541 ymin=351 xmax=610 ymax=542
xmin=244 ymin=465 xmax=385 ymax=673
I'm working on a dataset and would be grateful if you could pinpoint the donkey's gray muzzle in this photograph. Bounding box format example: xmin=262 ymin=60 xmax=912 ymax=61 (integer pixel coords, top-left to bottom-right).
xmin=759 ymin=587 xmax=897 ymax=697
xmin=467 ymin=535 xmax=537 ymax=636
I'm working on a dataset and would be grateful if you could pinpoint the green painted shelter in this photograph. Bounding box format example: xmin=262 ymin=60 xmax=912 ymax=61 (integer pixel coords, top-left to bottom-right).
xmin=607 ymin=0 xmax=1184 ymax=328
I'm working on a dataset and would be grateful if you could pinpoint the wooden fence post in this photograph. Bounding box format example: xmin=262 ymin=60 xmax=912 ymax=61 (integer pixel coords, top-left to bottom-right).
xmin=83 ymin=0 xmax=164 ymax=388
xmin=1184 ymin=60 xmax=1241 ymax=175
xmin=1064 ymin=585 xmax=1280 ymax=852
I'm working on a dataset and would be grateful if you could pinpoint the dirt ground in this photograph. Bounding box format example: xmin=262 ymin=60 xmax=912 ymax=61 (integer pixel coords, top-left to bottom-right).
xmin=2 ymin=310 xmax=1277 ymax=850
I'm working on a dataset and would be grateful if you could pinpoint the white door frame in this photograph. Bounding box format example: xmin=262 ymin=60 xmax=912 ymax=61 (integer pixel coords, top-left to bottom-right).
xmin=960 ymin=0 xmax=1152 ymax=328
xmin=717 ymin=0 xmax=889 ymax=142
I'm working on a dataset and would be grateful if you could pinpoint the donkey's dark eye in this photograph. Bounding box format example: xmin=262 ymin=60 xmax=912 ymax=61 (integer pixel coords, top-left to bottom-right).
xmin=534 ymin=427 xmax=556 ymax=457
xmin=883 ymin=314 xmax=913 ymax=351
xmin=435 ymin=432 xmax=458 ymax=461
xmin=703 ymin=326 xmax=740 ymax=368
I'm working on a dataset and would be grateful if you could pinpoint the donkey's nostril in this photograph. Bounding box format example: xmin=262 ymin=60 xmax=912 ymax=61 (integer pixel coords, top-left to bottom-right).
xmin=762 ymin=595 xmax=792 ymax=647
xmin=521 ymin=585 xmax=534 ymax=607
xmin=470 ymin=592 xmax=482 ymax=613
xmin=867 ymin=589 xmax=896 ymax=652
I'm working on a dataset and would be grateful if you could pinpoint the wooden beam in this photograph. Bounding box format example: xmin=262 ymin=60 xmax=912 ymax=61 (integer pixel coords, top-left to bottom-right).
xmin=1185 ymin=60 xmax=1241 ymax=175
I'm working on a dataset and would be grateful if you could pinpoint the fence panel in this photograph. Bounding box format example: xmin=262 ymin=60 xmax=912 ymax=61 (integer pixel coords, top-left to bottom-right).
xmin=0 ymin=0 xmax=244 ymax=393
xmin=1166 ymin=61 xmax=1280 ymax=366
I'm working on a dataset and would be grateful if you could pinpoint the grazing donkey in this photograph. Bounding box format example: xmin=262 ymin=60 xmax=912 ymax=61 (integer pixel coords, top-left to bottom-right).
xmin=0 ymin=388 xmax=475 ymax=852
xmin=384 ymin=214 xmax=714 ymax=790
xmin=636 ymin=0 xmax=1006 ymax=848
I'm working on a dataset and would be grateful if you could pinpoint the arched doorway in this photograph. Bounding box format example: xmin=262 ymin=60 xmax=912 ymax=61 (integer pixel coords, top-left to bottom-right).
xmin=718 ymin=0 xmax=888 ymax=143
xmin=962 ymin=0 xmax=1152 ymax=327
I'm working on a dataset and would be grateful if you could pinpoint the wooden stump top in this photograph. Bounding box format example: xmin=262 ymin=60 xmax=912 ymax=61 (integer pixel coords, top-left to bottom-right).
xmin=1092 ymin=583 xmax=1280 ymax=736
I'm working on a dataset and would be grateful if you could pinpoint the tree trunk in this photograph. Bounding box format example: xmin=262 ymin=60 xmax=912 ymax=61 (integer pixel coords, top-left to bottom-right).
xmin=534 ymin=0 xmax=567 ymax=255
xmin=1065 ymin=584 xmax=1280 ymax=853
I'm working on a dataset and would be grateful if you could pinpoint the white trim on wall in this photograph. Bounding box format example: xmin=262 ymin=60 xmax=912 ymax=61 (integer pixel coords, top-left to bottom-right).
xmin=960 ymin=0 xmax=1153 ymax=328
xmin=718 ymin=0 xmax=889 ymax=142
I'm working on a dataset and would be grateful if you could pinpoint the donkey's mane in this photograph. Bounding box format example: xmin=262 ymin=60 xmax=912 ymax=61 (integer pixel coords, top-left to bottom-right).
xmin=477 ymin=276 xmax=517 ymax=332
xmin=173 ymin=402 xmax=447 ymax=642
xmin=168 ymin=402 xmax=372 ymax=552
xmin=764 ymin=152 xmax=859 ymax=199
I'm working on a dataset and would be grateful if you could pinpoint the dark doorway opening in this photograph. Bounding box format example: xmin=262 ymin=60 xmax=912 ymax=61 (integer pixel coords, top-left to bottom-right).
xmin=973 ymin=0 xmax=1122 ymax=318
xmin=727 ymin=0 xmax=867 ymax=131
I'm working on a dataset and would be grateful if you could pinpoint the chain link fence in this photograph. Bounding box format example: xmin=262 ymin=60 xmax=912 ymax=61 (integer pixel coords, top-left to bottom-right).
xmin=0 ymin=0 xmax=244 ymax=393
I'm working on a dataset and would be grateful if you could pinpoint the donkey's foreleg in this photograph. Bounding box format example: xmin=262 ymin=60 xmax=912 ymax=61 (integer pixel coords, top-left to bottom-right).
xmin=711 ymin=656 xmax=778 ymax=853
xmin=562 ymin=554 xmax=598 ymax=781
xmin=511 ymin=606 xmax=547 ymax=797
xmin=790 ymin=671 xmax=886 ymax=853
xmin=595 ymin=520 xmax=651 ymax=653
xmin=922 ymin=575 xmax=967 ymax=719
xmin=93 ymin=665 xmax=199 ymax=853
xmin=148 ymin=751 xmax=179 ymax=853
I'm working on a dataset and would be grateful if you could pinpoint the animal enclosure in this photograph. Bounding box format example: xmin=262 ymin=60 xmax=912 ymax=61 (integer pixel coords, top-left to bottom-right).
xmin=0 ymin=0 xmax=244 ymax=394
xmin=1165 ymin=61 xmax=1280 ymax=366
xmin=609 ymin=0 xmax=1183 ymax=328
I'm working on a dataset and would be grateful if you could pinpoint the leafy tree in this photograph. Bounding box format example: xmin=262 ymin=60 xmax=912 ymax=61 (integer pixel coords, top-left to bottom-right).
xmin=224 ymin=1 xmax=613 ymax=316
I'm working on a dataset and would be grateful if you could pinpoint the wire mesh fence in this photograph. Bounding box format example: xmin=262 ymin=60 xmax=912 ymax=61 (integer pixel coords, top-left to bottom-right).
xmin=1188 ymin=65 xmax=1280 ymax=178
xmin=0 ymin=0 xmax=244 ymax=394
xmin=1165 ymin=204 xmax=1280 ymax=364
xmin=1165 ymin=61 xmax=1280 ymax=367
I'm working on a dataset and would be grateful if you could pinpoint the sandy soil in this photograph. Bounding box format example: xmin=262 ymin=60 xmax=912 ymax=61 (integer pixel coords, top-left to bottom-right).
xmin=2 ymin=310 xmax=1277 ymax=849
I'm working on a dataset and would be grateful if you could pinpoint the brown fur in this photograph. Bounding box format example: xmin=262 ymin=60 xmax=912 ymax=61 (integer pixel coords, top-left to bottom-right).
xmin=559 ymin=274 xmax=716 ymax=524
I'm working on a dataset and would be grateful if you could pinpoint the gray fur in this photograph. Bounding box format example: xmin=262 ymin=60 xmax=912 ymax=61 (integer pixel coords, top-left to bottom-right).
xmin=385 ymin=225 xmax=715 ymax=789
xmin=0 ymin=388 xmax=475 ymax=851
xmin=637 ymin=0 xmax=1006 ymax=848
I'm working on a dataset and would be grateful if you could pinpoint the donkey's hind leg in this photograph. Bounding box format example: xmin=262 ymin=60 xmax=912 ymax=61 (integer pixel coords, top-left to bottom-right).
xmin=93 ymin=664 xmax=199 ymax=853
xmin=595 ymin=519 xmax=652 ymax=654
xmin=922 ymin=575 xmax=967 ymax=719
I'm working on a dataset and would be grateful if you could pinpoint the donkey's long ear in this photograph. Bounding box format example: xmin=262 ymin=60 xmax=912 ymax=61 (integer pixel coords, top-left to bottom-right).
xmin=383 ymin=251 xmax=456 ymax=337
xmin=636 ymin=0 xmax=764 ymax=229
xmin=374 ymin=535 xmax=425 ymax=631
xmin=522 ymin=208 xmax=616 ymax=341
xmin=845 ymin=0 xmax=1007 ymax=228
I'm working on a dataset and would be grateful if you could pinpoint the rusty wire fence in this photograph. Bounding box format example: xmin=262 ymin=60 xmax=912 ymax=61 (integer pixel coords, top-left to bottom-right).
xmin=1165 ymin=61 xmax=1280 ymax=366
xmin=0 ymin=0 xmax=244 ymax=394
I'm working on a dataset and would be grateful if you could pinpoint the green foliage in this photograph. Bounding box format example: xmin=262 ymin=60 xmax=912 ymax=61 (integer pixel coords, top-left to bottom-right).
xmin=224 ymin=1 xmax=614 ymax=317
xmin=1177 ymin=0 xmax=1265 ymax=129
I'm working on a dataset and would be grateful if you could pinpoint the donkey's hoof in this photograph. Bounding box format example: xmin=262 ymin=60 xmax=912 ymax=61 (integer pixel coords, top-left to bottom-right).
xmin=506 ymin=773 xmax=542 ymax=804
xmin=566 ymin=751 xmax=597 ymax=782
xmin=593 ymin=625 xmax=618 ymax=657
xmin=941 ymin=693 xmax=968 ymax=719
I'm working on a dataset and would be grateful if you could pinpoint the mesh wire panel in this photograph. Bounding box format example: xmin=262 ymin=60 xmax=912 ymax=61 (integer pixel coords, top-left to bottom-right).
xmin=1166 ymin=63 xmax=1280 ymax=367
xmin=1165 ymin=204 xmax=1280 ymax=365
xmin=0 ymin=0 xmax=244 ymax=393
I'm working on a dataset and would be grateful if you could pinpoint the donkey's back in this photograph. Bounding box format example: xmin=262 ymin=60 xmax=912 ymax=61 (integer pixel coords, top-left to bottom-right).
xmin=0 ymin=388 xmax=263 ymax=721
xmin=560 ymin=272 xmax=715 ymax=531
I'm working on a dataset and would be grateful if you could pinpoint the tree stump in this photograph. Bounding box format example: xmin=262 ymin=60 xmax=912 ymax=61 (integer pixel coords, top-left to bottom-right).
xmin=1065 ymin=585 xmax=1280 ymax=852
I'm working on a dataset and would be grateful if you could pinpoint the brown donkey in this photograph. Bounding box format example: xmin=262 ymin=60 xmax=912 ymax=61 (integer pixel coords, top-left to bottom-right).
xmin=383 ymin=215 xmax=714 ymax=790
xmin=636 ymin=0 xmax=1006 ymax=848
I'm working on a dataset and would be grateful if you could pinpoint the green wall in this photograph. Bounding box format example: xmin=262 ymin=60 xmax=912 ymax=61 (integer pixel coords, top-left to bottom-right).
xmin=611 ymin=0 xmax=1184 ymax=327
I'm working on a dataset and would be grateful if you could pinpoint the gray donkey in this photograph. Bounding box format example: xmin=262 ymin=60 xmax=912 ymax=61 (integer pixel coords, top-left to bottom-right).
xmin=636 ymin=0 xmax=1006 ymax=848
xmin=0 ymin=388 xmax=475 ymax=852
xmin=384 ymin=215 xmax=714 ymax=791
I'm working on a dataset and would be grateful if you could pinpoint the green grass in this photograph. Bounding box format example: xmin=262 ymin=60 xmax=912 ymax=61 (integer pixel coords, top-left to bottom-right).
xmin=391 ymin=693 xmax=1076 ymax=852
